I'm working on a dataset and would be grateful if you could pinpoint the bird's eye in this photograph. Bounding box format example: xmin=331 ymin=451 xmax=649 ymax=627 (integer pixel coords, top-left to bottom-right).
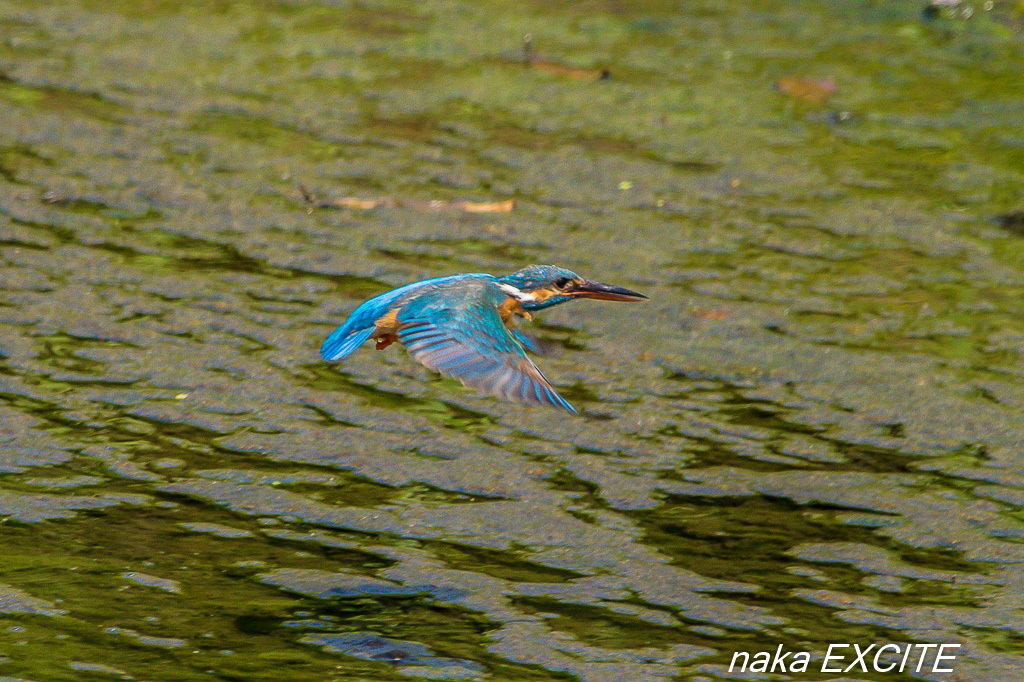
xmin=554 ymin=277 xmax=572 ymax=289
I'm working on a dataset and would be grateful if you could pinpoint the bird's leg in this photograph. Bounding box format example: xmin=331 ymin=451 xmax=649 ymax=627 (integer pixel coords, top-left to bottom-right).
xmin=371 ymin=311 xmax=401 ymax=351
xmin=498 ymin=298 xmax=530 ymax=328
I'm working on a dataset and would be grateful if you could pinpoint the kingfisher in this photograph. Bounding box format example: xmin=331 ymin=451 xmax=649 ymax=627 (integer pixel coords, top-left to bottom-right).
xmin=320 ymin=265 xmax=646 ymax=413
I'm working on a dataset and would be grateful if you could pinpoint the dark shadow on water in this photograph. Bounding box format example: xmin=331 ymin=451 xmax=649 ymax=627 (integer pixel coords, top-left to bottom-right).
xmin=426 ymin=540 xmax=585 ymax=584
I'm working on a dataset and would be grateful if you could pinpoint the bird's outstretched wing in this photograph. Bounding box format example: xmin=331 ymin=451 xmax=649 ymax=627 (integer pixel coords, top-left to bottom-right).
xmin=321 ymin=274 xmax=487 ymax=361
xmin=394 ymin=282 xmax=577 ymax=413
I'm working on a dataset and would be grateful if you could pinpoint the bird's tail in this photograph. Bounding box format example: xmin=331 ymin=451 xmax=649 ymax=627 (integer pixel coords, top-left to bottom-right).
xmin=320 ymin=326 xmax=375 ymax=361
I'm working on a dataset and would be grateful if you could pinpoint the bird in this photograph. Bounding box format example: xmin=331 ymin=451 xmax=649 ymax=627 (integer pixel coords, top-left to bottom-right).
xmin=320 ymin=265 xmax=647 ymax=413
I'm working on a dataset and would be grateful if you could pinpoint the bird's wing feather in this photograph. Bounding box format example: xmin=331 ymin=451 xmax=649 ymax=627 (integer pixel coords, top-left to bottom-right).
xmin=510 ymin=329 xmax=541 ymax=354
xmin=320 ymin=274 xmax=489 ymax=361
xmin=394 ymin=283 xmax=577 ymax=413
xmin=321 ymin=326 xmax=376 ymax=361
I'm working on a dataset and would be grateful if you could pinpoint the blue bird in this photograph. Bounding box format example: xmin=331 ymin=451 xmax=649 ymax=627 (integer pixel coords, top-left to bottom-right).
xmin=320 ymin=265 xmax=647 ymax=413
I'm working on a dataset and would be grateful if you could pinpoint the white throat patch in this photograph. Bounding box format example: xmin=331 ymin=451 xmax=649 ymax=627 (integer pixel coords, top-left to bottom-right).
xmin=497 ymin=283 xmax=537 ymax=303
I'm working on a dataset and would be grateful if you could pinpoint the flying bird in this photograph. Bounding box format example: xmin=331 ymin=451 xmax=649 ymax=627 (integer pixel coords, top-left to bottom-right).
xmin=320 ymin=265 xmax=646 ymax=413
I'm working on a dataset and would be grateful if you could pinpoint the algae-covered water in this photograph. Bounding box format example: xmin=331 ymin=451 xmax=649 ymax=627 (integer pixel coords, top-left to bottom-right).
xmin=2 ymin=0 xmax=1024 ymax=680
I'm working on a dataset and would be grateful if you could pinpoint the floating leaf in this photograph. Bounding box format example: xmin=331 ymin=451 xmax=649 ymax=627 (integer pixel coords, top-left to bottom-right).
xmin=456 ymin=199 xmax=515 ymax=213
xmin=518 ymin=34 xmax=610 ymax=82
xmin=693 ymin=308 xmax=729 ymax=320
xmin=299 ymin=185 xmax=514 ymax=213
xmin=774 ymin=76 xmax=837 ymax=103
xmin=332 ymin=197 xmax=386 ymax=210
xmin=528 ymin=60 xmax=611 ymax=82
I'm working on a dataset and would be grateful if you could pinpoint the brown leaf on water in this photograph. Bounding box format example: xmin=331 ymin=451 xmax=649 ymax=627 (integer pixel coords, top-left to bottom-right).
xmin=693 ymin=308 xmax=729 ymax=321
xmin=299 ymin=185 xmax=514 ymax=213
xmin=333 ymin=197 xmax=387 ymax=210
xmin=398 ymin=199 xmax=515 ymax=213
xmin=459 ymin=200 xmax=515 ymax=213
xmin=518 ymin=34 xmax=609 ymax=82
xmin=528 ymin=60 xmax=611 ymax=82
xmin=774 ymin=76 xmax=837 ymax=104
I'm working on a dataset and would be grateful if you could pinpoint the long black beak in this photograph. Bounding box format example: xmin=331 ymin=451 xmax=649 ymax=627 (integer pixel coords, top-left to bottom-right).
xmin=571 ymin=279 xmax=647 ymax=302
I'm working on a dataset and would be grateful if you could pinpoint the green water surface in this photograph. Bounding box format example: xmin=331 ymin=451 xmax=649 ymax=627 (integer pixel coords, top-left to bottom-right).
xmin=1 ymin=0 xmax=1024 ymax=680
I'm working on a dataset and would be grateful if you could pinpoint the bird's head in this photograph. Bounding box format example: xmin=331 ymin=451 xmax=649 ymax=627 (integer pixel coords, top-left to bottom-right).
xmin=497 ymin=265 xmax=647 ymax=311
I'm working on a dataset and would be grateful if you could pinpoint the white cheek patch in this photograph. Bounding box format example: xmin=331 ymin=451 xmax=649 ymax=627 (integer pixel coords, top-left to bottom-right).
xmin=498 ymin=283 xmax=537 ymax=303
